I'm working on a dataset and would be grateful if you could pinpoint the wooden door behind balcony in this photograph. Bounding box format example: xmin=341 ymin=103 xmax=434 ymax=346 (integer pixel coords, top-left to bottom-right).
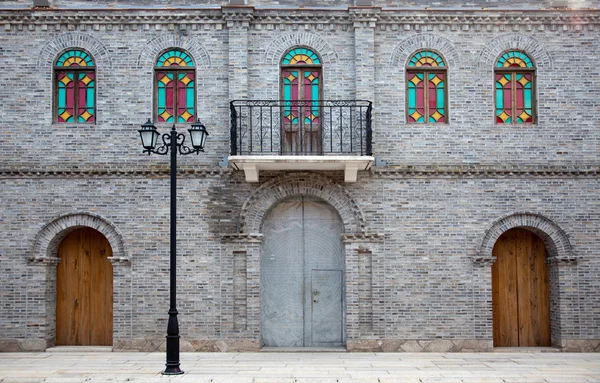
xmin=281 ymin=68 xmax=322 ymax=153
xmin=56 ymin=228 xmax=113 ymax=346
xmin=492 ymin=228 xmax=550 ymax=347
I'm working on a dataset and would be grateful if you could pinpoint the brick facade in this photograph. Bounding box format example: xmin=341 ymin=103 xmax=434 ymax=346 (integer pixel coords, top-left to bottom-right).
xmin=0 ymin=0 xmax=598 ymax=352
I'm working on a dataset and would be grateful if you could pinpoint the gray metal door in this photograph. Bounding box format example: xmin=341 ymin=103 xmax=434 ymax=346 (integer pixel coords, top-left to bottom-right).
xmin=261 ymin=196 xmax=344 ymax=347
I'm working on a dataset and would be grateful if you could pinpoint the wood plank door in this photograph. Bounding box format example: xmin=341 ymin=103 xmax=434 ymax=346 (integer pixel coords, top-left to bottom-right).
xmin=492 ymin=228 xmax=550 ymax=347
xmin=56 ymin=227 xmax=113 ymax=346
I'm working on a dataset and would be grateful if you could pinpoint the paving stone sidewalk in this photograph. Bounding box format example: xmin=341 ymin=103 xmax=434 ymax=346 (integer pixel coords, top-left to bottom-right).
xmin=0 ymin=352 xmax=598 ymax=383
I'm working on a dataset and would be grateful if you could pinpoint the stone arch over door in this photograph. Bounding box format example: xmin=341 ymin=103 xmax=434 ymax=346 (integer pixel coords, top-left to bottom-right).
xmin=27 ymin=212 xmax=130 ymax=350
xmin=223 ymin=173 xmax=383 ymax=350
xmin=240 ymin=172 xmax=366 ymax=235
xmin=476 ymin=212 xmax=576 ymax=348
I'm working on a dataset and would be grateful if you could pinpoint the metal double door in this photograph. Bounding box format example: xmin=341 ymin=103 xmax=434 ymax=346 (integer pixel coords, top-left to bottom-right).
xmin=261 ymin=196 xmax=345 ymax=347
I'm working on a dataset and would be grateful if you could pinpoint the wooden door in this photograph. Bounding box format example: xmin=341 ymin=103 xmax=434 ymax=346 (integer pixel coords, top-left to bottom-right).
xmin=492 ymin=228 xmax=550 ymax=347
xmin=281 ymin=68 xmax=322 ymax=153
xmin=56 ymin=227 xmax=113 ymax=346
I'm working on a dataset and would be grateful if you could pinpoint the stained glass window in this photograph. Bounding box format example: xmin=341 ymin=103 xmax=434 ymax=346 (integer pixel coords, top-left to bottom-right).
xmin=495 ymin=51 xmax=535 ymax=124
xmin=281 ymin=47 xmax=322 ymax=126
xmin=54 ymin=49 xmax=95 ymax=123
xmin=406 ymin=50 xmax=447 ymax=123
xmin=155 ymin=49 xmax=196 ymax=123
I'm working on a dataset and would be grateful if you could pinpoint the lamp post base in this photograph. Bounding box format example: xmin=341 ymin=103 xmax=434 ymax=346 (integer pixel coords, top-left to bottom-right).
xmin=162 ymin=366 xmax=184 ymax=375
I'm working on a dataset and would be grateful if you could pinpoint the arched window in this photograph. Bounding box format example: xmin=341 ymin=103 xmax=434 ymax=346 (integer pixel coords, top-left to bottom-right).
xmin=54 ymin=49 xmax=96 ymax=123
xmin=406 ymin=50 xmax=447 ymax=123
xmin=280 ymin=47 xmax=322 ymax=153
xmin=495 ymin=51 xmax=535 ymax=124
xmin=154 ymin=49 xmax=196 ymax=123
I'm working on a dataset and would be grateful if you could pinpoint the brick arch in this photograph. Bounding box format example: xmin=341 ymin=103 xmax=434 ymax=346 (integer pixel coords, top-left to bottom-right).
xmin=30 ymin=212 xmax=126 ymax=261
xmin=136 ymin=34 xmax=211 ymax=69
xmin=477 ymin=212 xmax=573 ymax=262
xmin=389 ymin=33 xmax=460 ymax=69
xmin=240 ymin=173 xmax=365 ymax=234
xmin=478 ymin=34 xmax=553 ymax=71
xmin=264 ymin=32 xmax=339 ymax=66
xmin=37 ymin=32 xmax=112 ymax=70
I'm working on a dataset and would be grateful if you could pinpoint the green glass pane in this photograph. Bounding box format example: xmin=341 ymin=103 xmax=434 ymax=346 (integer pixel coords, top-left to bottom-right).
xmin=524 ymin=89 xmax=532 ymax=109
xmin=437 ymin=88 xmax=444 ymax=108
xmin=187 ymin=86 xmax=194 ymax=109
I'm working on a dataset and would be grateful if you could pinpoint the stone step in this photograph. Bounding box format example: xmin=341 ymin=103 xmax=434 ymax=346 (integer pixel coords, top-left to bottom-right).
xmin=261 ymin=347 xmax=347 ymax=353
xmin=46 ymin=346 xmax=113 ymax=353
xmin=493 ymin=347 xmax=561 ymax=353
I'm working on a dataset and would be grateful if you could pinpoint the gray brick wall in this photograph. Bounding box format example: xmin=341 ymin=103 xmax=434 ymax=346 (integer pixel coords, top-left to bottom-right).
xmin=0 ymin=3 xmax=598 ymax=352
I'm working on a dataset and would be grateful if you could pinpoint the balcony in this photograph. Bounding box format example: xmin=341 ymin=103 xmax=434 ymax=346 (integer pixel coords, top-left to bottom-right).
xmin=228 ymin=100 xmax=374 ymax=182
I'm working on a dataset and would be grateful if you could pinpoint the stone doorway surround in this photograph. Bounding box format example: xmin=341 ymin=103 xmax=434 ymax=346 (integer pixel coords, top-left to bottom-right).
xmin=473 ymin=212 xmax=597 ymax=352
xmin=221 ymin=173 xmax=384 ymax=352
xmin=9 ymin=212 xmax=131 ymax=352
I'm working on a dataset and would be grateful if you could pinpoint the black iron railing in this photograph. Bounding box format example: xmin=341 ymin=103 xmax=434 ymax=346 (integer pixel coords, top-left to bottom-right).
xmin=230 ymin=100 xmax=372 ymax=156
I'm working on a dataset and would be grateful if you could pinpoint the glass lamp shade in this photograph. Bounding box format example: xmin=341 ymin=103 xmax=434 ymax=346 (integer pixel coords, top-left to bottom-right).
xmin=138 ymin=119 xmax=159 ymax=150
xmin=189 ymin=119 xmax=209 ymax=150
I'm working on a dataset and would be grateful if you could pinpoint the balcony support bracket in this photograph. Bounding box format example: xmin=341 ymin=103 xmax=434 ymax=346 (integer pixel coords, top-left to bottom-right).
xmin=229 ymin=155 xmax=374 ymax=183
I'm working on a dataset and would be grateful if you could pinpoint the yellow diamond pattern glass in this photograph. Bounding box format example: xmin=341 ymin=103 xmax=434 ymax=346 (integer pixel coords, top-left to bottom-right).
xmin=518 ymin=76 xmax=530 ymax=87
xmin=410 ymin=75 xmax=422 ymax=86
xmin=286 ymin=74 xmax=296 ymax=82
xmin=430 ymin=75 xmax=442 ymax=86
xmin=180 ymin=75 xmax=191 ymax=86
xmin=498 ymin=111 xmax=510 ymax=122
xmin=180 ymin=111 xmax=192 ymax=121
xmin=160 ymin=110 xmax=172 ymax=121
xmin=60 ymin=110 xmax=72 ymax=121
xmin=498 ymin=76 xmax=510 ymax=87
xmin=60 ymin=76 xmax=72 ymax=86
xmin=519 ymin=111 xmax=531 ymax=121
xmin=410 ymin=110 xmax=423 ymax=121
xmin=160 ymin=75 xmax=172 ymax=85
xmin=79 ymin=110 xmax=92 ymax=122
xmin=431 ymin=111 xmax=443 ymax=121
xmin=79 ymin=75 xmax=92 ymax=86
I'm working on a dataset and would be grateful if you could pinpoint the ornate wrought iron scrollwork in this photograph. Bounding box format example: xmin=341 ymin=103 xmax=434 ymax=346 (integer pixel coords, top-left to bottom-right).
xmin=230 ymin=100 xmax=372 ymax=156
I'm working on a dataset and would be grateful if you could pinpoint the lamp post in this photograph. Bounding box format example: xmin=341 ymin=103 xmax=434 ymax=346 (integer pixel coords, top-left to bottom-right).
xmin=138 ymin=119 xmax=208 ymax=375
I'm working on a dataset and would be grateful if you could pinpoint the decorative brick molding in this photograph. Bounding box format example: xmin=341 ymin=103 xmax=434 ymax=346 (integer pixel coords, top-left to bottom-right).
xmin=264 ymin=31 xmax=339 ymax=65
xmin=475 ymin=212 xmax=574 ymax=264
xmin=0 ymin=167 xmax=231 ymax=179
xmin=388 ymin=33 xmax=460 ymax=69
xmin=342 ymin=233 xmax=384 ymax=242
xmin=136 ymin=33 xmax=212 ymax=69
xmin=240 ymin=172 xmax=366 ymax=234
xmin=221 ymin=233 xmax=264 ymax=243
xmin=37 ymin=32 xmax=112 ymax=70
xmin=29 ymin=211 xmax=127 ymax=265
xmin=478 ymin=33 xmax=553 ymax=70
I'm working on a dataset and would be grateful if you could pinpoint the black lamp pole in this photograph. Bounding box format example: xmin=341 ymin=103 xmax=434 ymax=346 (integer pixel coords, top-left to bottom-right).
xmin=138 ymin=120 xmax=208 ymax=375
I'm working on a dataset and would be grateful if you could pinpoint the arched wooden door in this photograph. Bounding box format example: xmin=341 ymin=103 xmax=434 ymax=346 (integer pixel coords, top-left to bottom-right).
xmin=492 ymin=228 xmax=550 ymax=347
xmin=261 ymin=196 xmax=345 ymax=347
xmin=56 ymin=227 xmax=113 ymax=346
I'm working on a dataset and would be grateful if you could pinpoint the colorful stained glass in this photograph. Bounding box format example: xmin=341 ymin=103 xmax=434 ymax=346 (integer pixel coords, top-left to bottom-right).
xmin=156 ymin=50 xmax=194 ymax=67
xmin=154 ymin=49 xmax=196 ymax=123
xmin=303 ymin=71 xmax=319 ymax=124
xmin=408 ymin=50 xmax=445 ymax=67
xmin=283 ymin=70 xmax=299 ymax=124
xmin=495 ymin=73 xmax=513 ymax=123
xmin=55 ymin=50 xmax=95 ymax=123
xmin=282 ymin=47 xmax=321 ymax=65
xmin=177 ymin=72 xmax=195 ymax=122
xmin=56 ymin=50 xmax=95 ymax=67
xmin=77 ymin=72 xmax=95 ymax=123
xmin=428 ymin=73 xmax=445 ymax=123
xmin=406 ymin=50 xmax=447 ymax=123
xmin=495 ymin=51 xmax=535 ymax=124
xmin=407 ymin=72 xmax=425 ymax=123
xmin=496 ymin=51 xmax=534 ymax=68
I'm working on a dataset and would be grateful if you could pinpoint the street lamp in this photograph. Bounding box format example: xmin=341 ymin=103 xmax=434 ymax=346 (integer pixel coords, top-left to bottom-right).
xmin=138 ymin=118 xmax=209 ymax=375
